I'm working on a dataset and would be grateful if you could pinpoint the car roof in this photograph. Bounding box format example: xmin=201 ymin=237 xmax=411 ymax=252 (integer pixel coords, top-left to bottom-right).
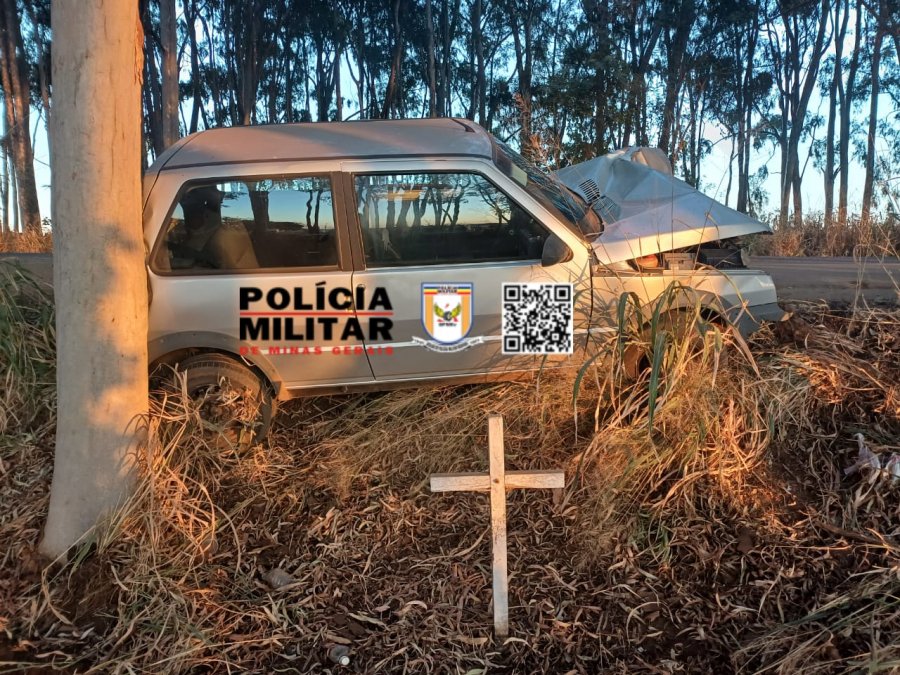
xmin=156 ymin=118 xmax=495 ymax=171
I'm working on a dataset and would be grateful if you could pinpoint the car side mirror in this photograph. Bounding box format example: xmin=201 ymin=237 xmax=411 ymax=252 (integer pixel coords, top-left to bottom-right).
xmin=541 ymin=234 xmax=573 ymax=267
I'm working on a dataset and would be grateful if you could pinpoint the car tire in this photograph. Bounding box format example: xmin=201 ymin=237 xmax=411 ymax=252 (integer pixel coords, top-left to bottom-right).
xmin=159 ymin=353 xmax=275 ymax=447
xmin=621 ymin=310 xmax=726 ymax=380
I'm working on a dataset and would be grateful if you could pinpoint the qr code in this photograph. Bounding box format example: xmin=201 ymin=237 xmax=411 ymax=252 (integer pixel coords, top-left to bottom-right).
xmin=502 ymin=283 xmax=573 ymax=354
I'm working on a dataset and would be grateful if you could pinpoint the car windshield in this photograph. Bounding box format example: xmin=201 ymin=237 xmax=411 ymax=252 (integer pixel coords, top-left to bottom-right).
xmin=492 ymin=139 xmax=602 ymax=240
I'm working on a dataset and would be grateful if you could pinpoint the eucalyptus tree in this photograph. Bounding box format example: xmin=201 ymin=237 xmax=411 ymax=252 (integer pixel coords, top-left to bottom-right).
xmin=765 ymin=0 xmax=831 ymax=227
xmin=860 ymin=0 xmax=891 ymax=222
xmin=42 ymin=0 xmax=147 ymax=558
xmin=657 ymin=0 xmax=700 ymax=162
xmin=0 ymin=0 xmax=42 ymax=232
xmin=704 ymin=0 xmax=771 ymax=211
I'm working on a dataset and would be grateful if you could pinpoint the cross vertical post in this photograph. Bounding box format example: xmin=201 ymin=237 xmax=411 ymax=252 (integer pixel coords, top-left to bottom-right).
xmin=429 ymin=414 xmax=564 ymax=639
xmin=488 ymin=415 xmax=509 ymax=637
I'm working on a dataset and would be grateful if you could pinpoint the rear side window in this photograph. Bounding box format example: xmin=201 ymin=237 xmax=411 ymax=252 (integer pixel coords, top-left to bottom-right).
xmin=154 ymin=176 xmax=338 ymax=272
xmin=354 ymin=172 xmax=549 ymax=267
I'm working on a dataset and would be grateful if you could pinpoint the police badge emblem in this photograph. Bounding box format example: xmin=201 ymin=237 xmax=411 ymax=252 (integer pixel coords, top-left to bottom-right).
xmin=415 ymin=283 xmax=483 ymax=352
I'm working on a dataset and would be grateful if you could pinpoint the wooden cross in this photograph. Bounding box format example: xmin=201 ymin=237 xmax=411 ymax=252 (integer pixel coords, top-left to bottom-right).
xmin=429 ymin=414 xmax=565 ymax=638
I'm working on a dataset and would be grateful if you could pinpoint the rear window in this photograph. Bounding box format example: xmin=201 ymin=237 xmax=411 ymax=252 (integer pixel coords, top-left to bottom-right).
xmin=153 ymin=175 xmax=338 ymax=272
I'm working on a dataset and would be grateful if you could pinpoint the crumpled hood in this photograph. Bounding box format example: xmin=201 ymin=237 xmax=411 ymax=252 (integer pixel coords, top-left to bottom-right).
xmin=554 ymin=147 xmax=771 ymax=265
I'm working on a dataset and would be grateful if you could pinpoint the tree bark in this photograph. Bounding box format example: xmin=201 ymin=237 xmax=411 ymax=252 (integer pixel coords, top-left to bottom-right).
xmin=187 ymin=0 xmax=201 ymax=133
xmin=860 ymin=16 xmax=882 ymax=223
xmin=381 ymin=0 xmax=404 ymax=119
xmin=508 ymin=0 xmax=535 ymax=158
xmin=658 ymin=0 xmax=696 ymax=161
xmin=472 ymin=0 xmax=486 ymax=126
xmin=824 ymin=0 xmax=848 ymax=228
xmin=838 ymin=5 xmax=862 ymax=224
xmin=140 ymin=0 xmax=164 ymax=157
xmin=21 ymin=1 xmax=51 ymax=158
xmin=425 ymin=0 xmax=437 ymax=116
xmin=334 ymin=43 xmax=343 ymax=122
xmin=41 ymin=0 xmax=148 ymax=558
xmin=441 ymin=0 xmax=460 ymax=117
xmin=238 ymin=3 xmax=260 ymax=125
xmin=160 ymin=0 xmax=179 ymax=147
xmin=1 ymin=103 xmax=8 ymax=233
xmin=731 ymin=1 xmax=760 ymax=215
xmin=0 ymin=0 xmax=41 ymax=233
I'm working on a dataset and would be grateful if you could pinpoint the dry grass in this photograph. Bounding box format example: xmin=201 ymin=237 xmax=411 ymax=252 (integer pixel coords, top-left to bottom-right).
xmin=749 ymin=215 xmax=900 ymax=258
xmin=0 ymin=231 xmax=53 ymax=254
xmin=1 ymin=271 xmax=899 ymax=673
xmin=0 ymin=264 xmax=55 ymax=436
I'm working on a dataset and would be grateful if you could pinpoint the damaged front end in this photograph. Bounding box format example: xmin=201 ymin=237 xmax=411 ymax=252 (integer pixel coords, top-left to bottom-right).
xmin=553 ymin=147 xmax=772 ymax=269
xmin=553 ymin=147 xmax=786 ymax=336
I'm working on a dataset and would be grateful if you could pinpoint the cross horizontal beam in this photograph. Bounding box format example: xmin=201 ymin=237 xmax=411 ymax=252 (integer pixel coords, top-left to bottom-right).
xmin=428 ymin=415 xmax=565 ymax=638
xmin=430 ymin=469 xmax=565 ymax=493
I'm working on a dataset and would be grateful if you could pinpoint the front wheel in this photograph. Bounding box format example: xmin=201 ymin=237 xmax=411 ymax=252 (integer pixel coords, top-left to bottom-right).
xmin=621 ymin=310 xmax=730 ymax=380
xmin=156 ymin=353 xmax=275 ymax=448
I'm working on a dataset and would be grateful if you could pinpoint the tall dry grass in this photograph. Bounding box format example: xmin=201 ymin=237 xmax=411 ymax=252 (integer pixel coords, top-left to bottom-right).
xmin=0 ymin=231 xmax=53 ymax=254
xmin=0 ymin=264 xmax=55 ymax=436
xmin=1 ymin=268 xmax=898 ymax=673
xmin=749 ymin=214 xmax=900 ymax=258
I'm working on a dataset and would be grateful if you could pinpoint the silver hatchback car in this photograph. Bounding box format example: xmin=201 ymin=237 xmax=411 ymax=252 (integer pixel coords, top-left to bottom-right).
xmin=143 ymin=119 xmax=784 ymax=439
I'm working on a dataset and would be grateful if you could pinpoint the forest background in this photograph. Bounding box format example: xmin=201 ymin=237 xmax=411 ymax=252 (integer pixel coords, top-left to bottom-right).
xmin=1 ymin=0 xmax=899 ymax=253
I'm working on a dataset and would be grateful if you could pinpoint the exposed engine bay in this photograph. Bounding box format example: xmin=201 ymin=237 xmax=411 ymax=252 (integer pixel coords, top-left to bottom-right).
xmin=625 ymin=238 xmax=749 ymax=273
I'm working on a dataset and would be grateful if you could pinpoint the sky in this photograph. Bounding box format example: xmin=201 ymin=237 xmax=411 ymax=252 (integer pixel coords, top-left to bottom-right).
xmin=20 ymin=81 xmax=898 ymax=228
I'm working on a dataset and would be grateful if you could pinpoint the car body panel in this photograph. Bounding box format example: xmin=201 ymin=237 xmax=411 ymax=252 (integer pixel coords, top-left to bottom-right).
xmin=341 ymin=157 xmax=592 ymax=380
xmin=589 ymin=266 xmax=784 ymax=336
xmin=145 ymin=160 xmax=377 ymax=389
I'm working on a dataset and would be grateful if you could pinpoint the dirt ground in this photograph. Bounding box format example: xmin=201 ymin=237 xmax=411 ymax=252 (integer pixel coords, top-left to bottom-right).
xmin=1 ymin=290 xmax=899 ymax=672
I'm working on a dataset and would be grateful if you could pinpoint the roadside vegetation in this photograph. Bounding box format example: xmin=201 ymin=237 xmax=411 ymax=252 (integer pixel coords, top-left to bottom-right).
xmin=0 ymin=231 xmax=52 ymax=254
xmin=747 ymin=214 xmax=900 ymax=258
xmin=1 ymin=262 xmax=898 ymax=673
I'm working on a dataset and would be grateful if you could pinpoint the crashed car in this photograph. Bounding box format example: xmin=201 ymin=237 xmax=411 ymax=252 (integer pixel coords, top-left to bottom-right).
xmin=142 ymin=118 xmax=784 ymax=440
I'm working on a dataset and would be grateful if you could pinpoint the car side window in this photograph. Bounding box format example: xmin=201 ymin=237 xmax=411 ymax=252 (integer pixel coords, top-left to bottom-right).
xmin=155 ymin=175 xmax=338 ymax=272
xmin=354 ymin=172 xmax=549 ymax=267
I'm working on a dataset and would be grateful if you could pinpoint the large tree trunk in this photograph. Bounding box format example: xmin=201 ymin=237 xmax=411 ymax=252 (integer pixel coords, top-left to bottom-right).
xmin=838 ymin=6 xmax=862 ymax=224
xmin=187 ymin=0 xmax=202 ymax=133
xmin=41 ymin=0 xmax=148 ymax=558
xmin=824 ymin=0 xmax=847 ymax=228
xmin=657 ymin=0 xmax=696 ymax=161
xmin=472 ymin=0 xmax=486 ymax=126
xmin=425 ymin=0 xmax=437 ymax=117
xmin=1 ymin=108 xmax=8 ymax=234
xmin=0 ymin=0 xmax=41 ymax=233
xmin=159 ymin=0 xmax=179 ymax=147
xmin=381 ymin=0 xmax=404 ymax=119
xmin=860 ymin=21 xmax=882 ymax=224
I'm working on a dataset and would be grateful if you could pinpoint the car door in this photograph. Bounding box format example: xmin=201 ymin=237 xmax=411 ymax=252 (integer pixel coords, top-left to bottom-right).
xmin=148 ymin=168 xmax=376 ymax=390
xmin=342 ymin=159 xmax=591 ymax=382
